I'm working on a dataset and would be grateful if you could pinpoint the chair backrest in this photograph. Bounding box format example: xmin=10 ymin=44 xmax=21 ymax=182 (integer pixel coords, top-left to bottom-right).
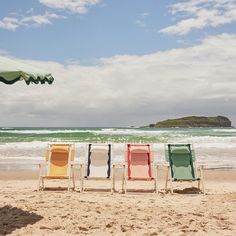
xmin=127 ymin=144 xmax=153 ymax=180
xmin=46 ymin=144 xmax=74 ymax=177
xmin=86 ymin=144 xmax=111 ymax=178
xmin=167 ymin=144 xmax=196 ymax=180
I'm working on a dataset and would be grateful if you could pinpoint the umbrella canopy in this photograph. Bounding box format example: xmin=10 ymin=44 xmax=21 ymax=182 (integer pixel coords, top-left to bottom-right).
xmin=0 ymin=56 xmax=54 ymax=85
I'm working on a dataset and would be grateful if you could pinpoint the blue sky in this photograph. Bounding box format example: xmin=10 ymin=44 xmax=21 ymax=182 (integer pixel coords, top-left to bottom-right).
xmin=0 ymin=0 xmax=177 ymax=63
xmin=0 ymin=0 xmax=236 ymax=126
xmin=1 ymin=0 xmax=234 ymax=63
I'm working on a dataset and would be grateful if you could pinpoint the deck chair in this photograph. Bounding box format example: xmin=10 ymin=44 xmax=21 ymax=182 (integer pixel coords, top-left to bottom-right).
xmin=38 ymin=144 xmax=75 ymax=191
xmin=122 ymin=144 xmax=157 ymax=193
xmin=81 ymin=143 xmax=114 ymax=193
xmin=165 ymin=144 xmax=205 ymax=194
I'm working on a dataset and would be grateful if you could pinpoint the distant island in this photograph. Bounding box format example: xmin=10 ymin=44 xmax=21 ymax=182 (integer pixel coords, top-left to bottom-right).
xmin=146 ymin=116 xmax=232 ymax=128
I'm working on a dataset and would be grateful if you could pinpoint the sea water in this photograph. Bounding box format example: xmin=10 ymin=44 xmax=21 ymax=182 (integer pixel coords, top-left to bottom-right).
xmin=0 ymin=127 xmax=236 ymax=170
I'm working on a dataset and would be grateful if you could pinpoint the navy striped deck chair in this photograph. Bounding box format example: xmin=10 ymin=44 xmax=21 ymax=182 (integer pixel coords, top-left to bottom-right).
xmin=81 ymin=144 xmax=114 ymax=192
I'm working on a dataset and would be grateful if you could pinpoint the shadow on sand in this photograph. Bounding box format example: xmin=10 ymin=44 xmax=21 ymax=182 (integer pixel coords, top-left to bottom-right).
xmin=0 ymin=205 xmax=43 ymax=235
xmin=41 ymin=187 xmax=75 ymax=191
xmin=174 ymin=187 xmax=202 ymax=194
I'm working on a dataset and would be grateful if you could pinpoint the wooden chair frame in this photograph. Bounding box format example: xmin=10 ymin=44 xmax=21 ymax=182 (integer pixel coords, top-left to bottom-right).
xmin=164 ymin=143 xmax=205 ymax=194
xmin=38 ymin=144 xmax=76 ymax=191
xmin=80 ymin=143 xmax=114 ymax=193
xmin=121 ymin=144 xmax=158 ymax=193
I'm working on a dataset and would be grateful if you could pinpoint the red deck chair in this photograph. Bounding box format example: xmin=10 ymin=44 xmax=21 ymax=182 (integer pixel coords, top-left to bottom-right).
xmin=122 ymin=144 xmax=157 ymax=193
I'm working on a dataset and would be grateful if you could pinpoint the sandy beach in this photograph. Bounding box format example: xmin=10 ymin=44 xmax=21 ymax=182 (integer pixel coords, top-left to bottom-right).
xmin=0 ymin=168 xmax=236 ymax=236
xmin=1 ymin=0 xmax=236 ymax=235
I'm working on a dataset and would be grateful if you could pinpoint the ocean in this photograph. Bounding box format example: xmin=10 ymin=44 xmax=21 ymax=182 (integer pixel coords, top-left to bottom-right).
xmin=0 ymin=127 xmax=236 ymax=170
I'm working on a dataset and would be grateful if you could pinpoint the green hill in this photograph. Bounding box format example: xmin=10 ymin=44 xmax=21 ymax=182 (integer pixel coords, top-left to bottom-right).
xmin=148 ymin=116 xmax=231 ymax=128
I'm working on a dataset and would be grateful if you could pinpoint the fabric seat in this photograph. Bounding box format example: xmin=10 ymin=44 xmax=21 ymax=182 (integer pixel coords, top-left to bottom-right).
xmin=122 ymin=144 xmax=157 ymax=193
xmin=81 ymin=144 xmax=114 ymax=193
xmin=165 ymin=144 xmax=205 ymax=194
xmin=38 ymin=144 xmax=75 ymax=191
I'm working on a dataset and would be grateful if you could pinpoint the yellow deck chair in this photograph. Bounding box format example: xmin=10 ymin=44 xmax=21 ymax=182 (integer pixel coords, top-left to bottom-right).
xmin=38 ymin=144 xmax=75 ymax=191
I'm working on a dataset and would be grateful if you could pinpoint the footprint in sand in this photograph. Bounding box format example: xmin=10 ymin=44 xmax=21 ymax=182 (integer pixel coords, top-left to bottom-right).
xmin=106 ymin=222 xmax=115 ymax=228
xmin=78 ymin=226 xmax=89 ymax=231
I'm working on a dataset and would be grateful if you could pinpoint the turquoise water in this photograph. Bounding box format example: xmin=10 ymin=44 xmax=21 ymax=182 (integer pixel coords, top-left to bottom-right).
xmin=0 ymin=127 xmax=236 ymax=170
xmin=1 ymin=127 xmax=236 ymax=143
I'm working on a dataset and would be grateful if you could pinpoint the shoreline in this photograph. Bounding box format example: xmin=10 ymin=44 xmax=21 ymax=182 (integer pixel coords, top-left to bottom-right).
xmin=1 ymin=141 xmax=236 ymax=170
xmin=1 ymin=168 xmax=236 ymax=181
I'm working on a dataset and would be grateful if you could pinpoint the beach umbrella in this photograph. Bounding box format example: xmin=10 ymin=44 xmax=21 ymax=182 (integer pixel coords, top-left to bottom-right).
xmin=0 ymin=56 xmax=54 ymax=85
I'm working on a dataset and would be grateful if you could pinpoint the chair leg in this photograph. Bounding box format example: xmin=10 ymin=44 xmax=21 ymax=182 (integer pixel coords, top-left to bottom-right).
xmin=201 ymin=179 xmax=205 ymax=194
xmin=38 ymin=176 xmax=41 ymax=191
xmin=111 ymin=178 xmax=114 ymax=194
xmin=154 ymin=178 xmax=157 ymax=193
xmin=67 ymin=179 xmax=70 ymax=192
xmin=123 ymin=165 xmax=126 ymax=193
xmin=112 ymin=165 xmax=115 ymax=193
xmin=110 ymin=168 xmax=113 ymax=194
xmin=42 ymin=178 xmax=45 ymax=191
xmin=121 ymin=165 xmax=125 ymax=193
xmin=124 ymin=178 xmax=127 ymax=194
xmin=38 ymin=165 xmax=43 ymax=191
xmin=81 ymin=178 xmax=84 ymax=192
xmin=154 ymin=165 xmax=158 ymax=193
xmin=80 ymin=165 xmax=84 ymax=192
xmin=168 ymin=167 xmax=173 ymax=194
xmin=165 ymin=166 xmax=169 ymax=192
xmin=200 ymin=166 xmax=205 ymax=194
xmin=169 ymin=179 xmax=173 ymax=194
xmin=72 ymin=172 xmax=75 ymax=190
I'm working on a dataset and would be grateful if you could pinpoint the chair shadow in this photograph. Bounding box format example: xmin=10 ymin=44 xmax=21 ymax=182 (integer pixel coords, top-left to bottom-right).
xmin=174 ymin=187 xmax=202 ymax=194
xmin=124 ymin=189 xmax=156 ymax=193
xmin=42 ymin=187 xmax=75 ymax=191
xmin=0 ymin=205 xmax=43 ymax=235
xmin=83 ymin=188 xmax=113 ymax=193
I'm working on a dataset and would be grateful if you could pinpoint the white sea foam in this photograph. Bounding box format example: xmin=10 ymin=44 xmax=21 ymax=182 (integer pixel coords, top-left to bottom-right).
xmin=0 ymin=129 xmax=95 ymax=134
xmin=176 ymin=136 xmax=236 ymax=143
xmin=0 ymin=141 xmax=236 ymax=169
xmin=212 ymin=128 xmax=236 ymax=132
xmin=98 ymin=128 xmax=171 ymax=135
xmin=0 ymin=128 xmax=173 ymax=136
xmin=0 ymin=127 xmax=236 ymax=169
xmin=1 ymin=127 xmax=236 ymax=139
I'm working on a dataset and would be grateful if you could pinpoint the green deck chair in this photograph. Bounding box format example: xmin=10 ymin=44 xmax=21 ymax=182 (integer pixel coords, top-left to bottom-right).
xmin=165 ymin=144 xmax=205 ymax=194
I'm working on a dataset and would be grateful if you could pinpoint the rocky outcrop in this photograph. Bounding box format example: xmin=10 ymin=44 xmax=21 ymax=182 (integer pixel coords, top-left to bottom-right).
xmin=149 ymin=116 xmax=232 ymax=128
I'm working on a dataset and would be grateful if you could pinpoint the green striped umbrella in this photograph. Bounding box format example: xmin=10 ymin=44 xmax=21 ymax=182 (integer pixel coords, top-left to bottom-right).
xmin=0 ymin=56 xmax=54 ymax=85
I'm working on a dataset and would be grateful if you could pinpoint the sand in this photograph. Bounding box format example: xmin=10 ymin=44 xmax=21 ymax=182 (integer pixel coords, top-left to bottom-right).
xmin=0 ymin=169 xmax=236 ymax=236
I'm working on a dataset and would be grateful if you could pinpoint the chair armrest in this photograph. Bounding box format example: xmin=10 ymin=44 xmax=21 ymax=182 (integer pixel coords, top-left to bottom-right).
xmin=197 ymin=164 xmax=204 ymax=169
xmin=71 ymin=163 xmax=83 ymax=168
xmin=197 ymin=165 xmax=204 ymax=177
xmin=38 ymin=162 xmax=46 ymax=168
xmin=38 ymin=162 xmax=47 ymax=177
xmin=113 ymin=163 xmax=126 ymax=168
xmin=153 ymin=162 xmax=163 ymax=167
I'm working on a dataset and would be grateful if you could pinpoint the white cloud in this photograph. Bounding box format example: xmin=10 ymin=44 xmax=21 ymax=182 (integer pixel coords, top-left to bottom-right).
xmin=39 ymin=0 xmax=100 ymax=14
xmin=160 ymin=0 xmax=236 ymax=35
xmin=135 ymin=12 xmax=150 ymax=28
xmin=22 ymin=12 xmax=65 ymax=25
xmin=135 ymin=19 xmax=147 ymax=28
xmin=26 ymin=8 xmax=35 ymax=14
xmin=1 ymin=34 xmax=236 ymax=126
xmin=0 ymin=0 xmax=99 ymax=31
xmin=0 ymin=12 xmax=64 ymax=31
xmin=0 ymin=17 xmax=22 ymax=31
